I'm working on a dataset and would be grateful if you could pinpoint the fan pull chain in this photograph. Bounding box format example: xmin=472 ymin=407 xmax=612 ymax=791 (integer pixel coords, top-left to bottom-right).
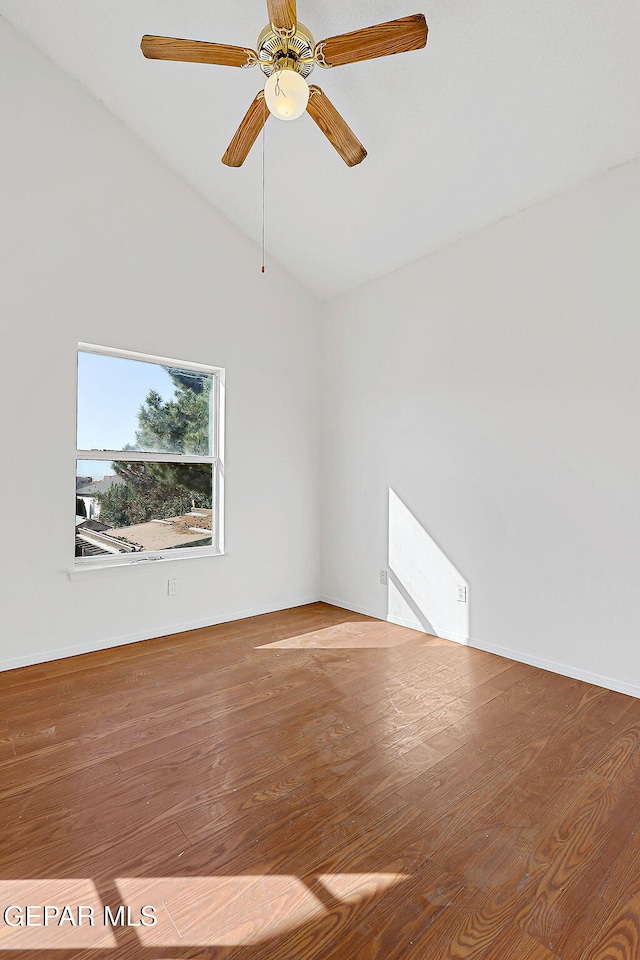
xmin=261 ymin=96 xmax=266 ymax=274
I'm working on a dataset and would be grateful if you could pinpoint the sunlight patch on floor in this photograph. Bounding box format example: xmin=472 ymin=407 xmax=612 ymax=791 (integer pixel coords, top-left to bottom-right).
xmin=116 ymin=875 xmax=326 ymax=947
xmin=256 ymin=622 xmax=415 ymax=650
xmin=117 ymin=871 xmax=412 ymax=946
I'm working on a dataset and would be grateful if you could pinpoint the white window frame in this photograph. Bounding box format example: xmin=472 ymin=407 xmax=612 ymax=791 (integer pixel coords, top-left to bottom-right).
xmin=74 ymin=342 xmax=225 ymax=570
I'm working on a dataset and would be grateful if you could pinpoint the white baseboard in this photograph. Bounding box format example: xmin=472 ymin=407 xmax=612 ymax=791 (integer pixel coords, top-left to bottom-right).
xmin=319 ymin=594 xmax=384 ymax=620
xmin=319 ymin=594 xmax=640 ymax=701
xmin=0 ymin=595 xmax=320 ymax=674
xmin=464 ymin=635 xmax=640 ymax=700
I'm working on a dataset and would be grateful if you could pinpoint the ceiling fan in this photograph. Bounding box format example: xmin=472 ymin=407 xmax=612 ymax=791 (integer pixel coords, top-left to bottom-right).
xmin=141 ymin=2 xmax=428 ymax=168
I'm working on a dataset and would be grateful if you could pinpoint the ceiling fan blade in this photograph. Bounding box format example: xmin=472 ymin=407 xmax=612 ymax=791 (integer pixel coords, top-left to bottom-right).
xmin=222 ymin=92 xmax=269 ymax=167
xmin=315 ymin=14 xmax=427 ymax=68
xmin=141 ymin=35 xmax=257 ymax=68
xmin=266 ymin=0 xmax=297 ymax=33
xmin=306 ymin=86 xmax=366 ymax=167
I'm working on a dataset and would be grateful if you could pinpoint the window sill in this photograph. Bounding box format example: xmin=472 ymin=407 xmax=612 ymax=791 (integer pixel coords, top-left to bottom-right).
xmin=68 ymin=549 xmax=227 ymax=580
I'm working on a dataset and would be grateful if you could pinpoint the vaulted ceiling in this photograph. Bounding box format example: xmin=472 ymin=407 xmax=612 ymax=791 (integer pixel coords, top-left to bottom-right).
xmin=2 ymin=0 xmax=639 ymax=300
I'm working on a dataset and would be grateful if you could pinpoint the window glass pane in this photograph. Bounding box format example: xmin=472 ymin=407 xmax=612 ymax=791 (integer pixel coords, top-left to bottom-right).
xmin=76 ymin=460 xmax=213 ymax=557
xmin=77 ymin=352 xmax=213 ymax=456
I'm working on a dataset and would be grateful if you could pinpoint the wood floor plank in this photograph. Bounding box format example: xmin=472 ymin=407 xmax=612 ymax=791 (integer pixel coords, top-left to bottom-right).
xmin=0 ymin=664 xmax=49 ymax=690
xmin=481 ymin=923 xmax=561 ymax=959
xmin=0 ymin=738 xmax=16 ymax=761
xmin=579 ymin=891 xmax=640 ymax=960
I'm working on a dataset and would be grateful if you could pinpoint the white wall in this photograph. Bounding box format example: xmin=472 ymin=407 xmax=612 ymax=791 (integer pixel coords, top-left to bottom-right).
xmin=0 ymin=19 xmax=321 ymax=670
xmin=322 ymin=158 xmax=640 ymax=696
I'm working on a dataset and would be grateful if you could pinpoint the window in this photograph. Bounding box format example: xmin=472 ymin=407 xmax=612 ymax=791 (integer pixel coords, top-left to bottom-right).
xmin=75 ymin=343 xmax=224 ymax=567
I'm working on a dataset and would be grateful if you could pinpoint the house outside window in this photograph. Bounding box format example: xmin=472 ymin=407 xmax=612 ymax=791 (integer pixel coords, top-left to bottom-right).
xmin=75 ymin=343 xmax=224 ymax=567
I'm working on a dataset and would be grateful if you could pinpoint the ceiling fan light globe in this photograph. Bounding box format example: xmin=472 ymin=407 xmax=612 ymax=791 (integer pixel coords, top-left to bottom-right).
xmin=264 ymin=68 xmax=309 ymax=121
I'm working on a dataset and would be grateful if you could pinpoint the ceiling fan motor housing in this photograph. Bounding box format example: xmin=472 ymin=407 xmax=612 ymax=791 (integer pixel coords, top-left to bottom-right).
xmin=257 ymin=22 xmax=315 ymax=77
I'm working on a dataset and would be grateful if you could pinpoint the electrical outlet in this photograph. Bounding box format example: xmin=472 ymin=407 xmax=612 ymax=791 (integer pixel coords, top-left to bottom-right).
xmin=167 ymin=578 xmax=178 ymax=596
xmin=380 ymin=569 xmax=388 ymax=585
xmin=457 ymin=584 xmax=467 ymax=603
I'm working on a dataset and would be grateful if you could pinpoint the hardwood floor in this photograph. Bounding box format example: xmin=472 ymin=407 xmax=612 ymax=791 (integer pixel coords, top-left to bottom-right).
xmin=0 ymin=602 xmax=639 ymax=959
